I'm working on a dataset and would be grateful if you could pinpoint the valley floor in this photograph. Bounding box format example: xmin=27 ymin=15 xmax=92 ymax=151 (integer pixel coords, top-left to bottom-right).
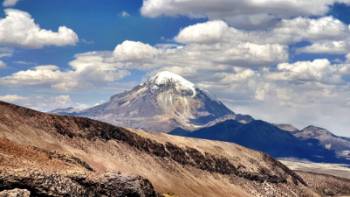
xmin=281 ymin=160 xmax=350 ymax=179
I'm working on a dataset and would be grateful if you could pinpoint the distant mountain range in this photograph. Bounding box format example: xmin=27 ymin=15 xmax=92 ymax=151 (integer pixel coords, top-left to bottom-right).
xmin=171 ymin=120 xmax=349 ymax=164
xmin=53 ymin=71 xmax=350 ymax=164
xmin=281 ymin=125 xmax=350 ymax=160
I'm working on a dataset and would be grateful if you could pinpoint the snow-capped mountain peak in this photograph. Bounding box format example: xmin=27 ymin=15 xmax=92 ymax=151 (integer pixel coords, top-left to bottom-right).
xmin=57 ymin=71 xmax=251 ymax=132
xmin=147 ymin=71 xmax=196 ymax=97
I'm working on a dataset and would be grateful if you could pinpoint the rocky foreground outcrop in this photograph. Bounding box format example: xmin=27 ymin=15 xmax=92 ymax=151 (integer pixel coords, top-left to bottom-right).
xmin=0 ymin=170 xmax=157 ymax=197
xmin=0 ymin=188 xmax=30 ymax=197
xmin=0 ymin=137 xmax=158 ymax=197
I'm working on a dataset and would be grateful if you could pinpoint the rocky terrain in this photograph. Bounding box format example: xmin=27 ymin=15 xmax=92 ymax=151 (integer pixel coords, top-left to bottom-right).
xmin=0 ymin=101 xmax=344 ymax=196
xmin=298 ymin=172 xmax=350 ymax=197
xmin=0 ymin=138 xmax=157 ymax=197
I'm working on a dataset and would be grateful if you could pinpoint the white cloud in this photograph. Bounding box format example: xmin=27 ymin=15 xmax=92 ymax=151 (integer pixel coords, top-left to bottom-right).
xmin=113 ymin=40 xmax=158 ymax=62
xmin=0 ymin=41 xmax=159 ymax=91
xmin=0 ymin=9 xmax=78 ymax=48
xmin=1 ymin=65 xmax=63 ymax=85
xmin=3 ymin=17 xmax=349 ymax=93
xmin=2 ymin=0 xmax=20 ymax=7
xmin=267 ymin=59 xmax=347 ymax=84
xmin=272 ymin=16 xmax=350 ymax=44
xmin=0 ymin=59 xmax=129 ymax=91
xmin=141 ymin=0 xmax=350 ymax=28
xmin=297 ymin=41 xmax=349 ymax=54
xmin=172 ymin=20 xmax=289 ymax=66
xmin=221 ymin=68 xmax=256 ymax=82
xmin=175 ymin=18 xmax=350 ymax=47
xmin=175 ymin=20 xmax=229 ymax=44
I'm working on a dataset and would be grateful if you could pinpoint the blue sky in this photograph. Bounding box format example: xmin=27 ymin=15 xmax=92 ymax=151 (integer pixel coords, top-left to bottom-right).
xmin=0 ymin=0 xmax=200 ymax=74
xmin=1 ymin=0 xmax=350 ymax=136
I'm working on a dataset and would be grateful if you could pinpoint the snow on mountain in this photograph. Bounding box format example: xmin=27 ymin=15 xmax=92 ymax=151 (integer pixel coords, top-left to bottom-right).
xmin=149 ymin=71 xmax=197 ymax=96
xmin=73 ymin=71 xmax=249 ymax=132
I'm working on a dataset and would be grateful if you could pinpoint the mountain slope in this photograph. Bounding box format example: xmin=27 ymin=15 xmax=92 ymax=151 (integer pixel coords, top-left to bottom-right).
xmin=171 ymin=120 xmax=348 ymax=164
xmin=291 ymin=125 xmax=350 ymax=160
xmin=0 ymin=101 xmax=326 ymax=196
xmin=52 ymin=71 xmax=350 ymax=164
xmin=72 ymin=71 xmax=252 ymax=132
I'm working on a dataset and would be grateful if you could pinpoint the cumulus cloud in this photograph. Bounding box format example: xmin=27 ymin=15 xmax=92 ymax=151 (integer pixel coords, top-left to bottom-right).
xmin=9 ymin=15 xmax=350 ymax=92
xmin=141 ymin=0 xmax=350 ymax=28
xmin=113 ymin=40 xmax=158 ymax=62
xmin=222 ymin=68 xmax=256 ymax=82
xmin=175 ymin=20 xmax=229 ymax=44
xmin=2 ymin=65 xmax=62 ymax=85
xmin=0 ymin=60 xmax=129 ymax=91
xmin=0 ymin=9 xmax=78 ymax=48
xmin=272 ymin=16 xmax=350 ymax=44
xmin=3 ymin=17 xmax=349 ymax=92
xmin=173 ymin=20 xmax=290 ymax=67
xmin=176 ymin=17 xmax=350 ymax=45
xmin=297 ymin=41 xmax=349 ymax=54
xmin=0 ymin=41 xmax=161 ymax=91
xmin=267 ymin=59 xmax=347 ymax=84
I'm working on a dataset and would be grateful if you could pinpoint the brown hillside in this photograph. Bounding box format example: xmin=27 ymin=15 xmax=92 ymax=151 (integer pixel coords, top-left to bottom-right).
xmin=0 ymin=101 xmax=336 ymax=196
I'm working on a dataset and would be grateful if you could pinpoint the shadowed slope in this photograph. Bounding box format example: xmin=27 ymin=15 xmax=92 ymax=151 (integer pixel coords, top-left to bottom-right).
xmin=171 ymin=119 xmax=347 ymax=164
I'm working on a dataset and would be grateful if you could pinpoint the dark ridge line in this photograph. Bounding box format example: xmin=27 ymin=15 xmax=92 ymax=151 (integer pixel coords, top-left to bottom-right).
xmin=54 ymin=117 xmax=306 ymax=185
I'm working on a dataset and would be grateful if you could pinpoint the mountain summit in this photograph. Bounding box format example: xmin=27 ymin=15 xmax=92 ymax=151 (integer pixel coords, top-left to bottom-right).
xmin=147 ymin=71 xmax=197 ymax=96
xmin=76 ymin=71 xmax=250 ymax=132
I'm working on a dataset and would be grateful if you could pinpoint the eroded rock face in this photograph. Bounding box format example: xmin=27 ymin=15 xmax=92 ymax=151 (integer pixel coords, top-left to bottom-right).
xmin=298 ymin=171 xmax=350 ymax=197
xmin=0 ymin=188 xmax=30 ymax=197
xmin=0 ymin=170 xmax=158 ymax=197
xmin=57 ymin=118 xmax=305 ymax=185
